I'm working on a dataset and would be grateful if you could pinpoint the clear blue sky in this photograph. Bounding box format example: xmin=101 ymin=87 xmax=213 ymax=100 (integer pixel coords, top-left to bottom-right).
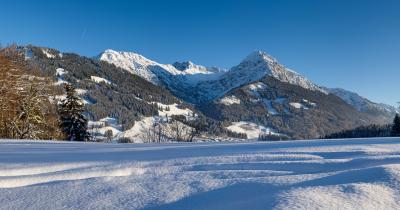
xmin=1 ymin=0 xmax=399 ymax=106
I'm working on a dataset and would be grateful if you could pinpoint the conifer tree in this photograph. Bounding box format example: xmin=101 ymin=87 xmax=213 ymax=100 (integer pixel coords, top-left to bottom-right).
xmin=391 ymin=114 xmax=400 ymax=137
xmin=58 ymin=84 xmax=90 ymax=141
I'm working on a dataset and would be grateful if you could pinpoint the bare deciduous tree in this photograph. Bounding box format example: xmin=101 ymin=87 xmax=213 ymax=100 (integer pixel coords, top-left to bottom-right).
xmin=0 ymin=46 xmax=62 ymax=140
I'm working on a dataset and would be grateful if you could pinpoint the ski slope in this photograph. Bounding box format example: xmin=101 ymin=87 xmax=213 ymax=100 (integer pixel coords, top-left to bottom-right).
xmin=1 ymin=138 xmax=400 ymax=209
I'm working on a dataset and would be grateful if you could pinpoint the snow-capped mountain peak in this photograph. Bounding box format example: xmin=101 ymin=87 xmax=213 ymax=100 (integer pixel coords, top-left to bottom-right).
xmin=243 ymin=50 xmax=277 ymax=64
xmin=99 ymin=49 xmax=156 ymax=67
xmin=232 ymin=51 xmax=327 ymax=94
xmin=98 ymin=49 xmax=161 ymax=84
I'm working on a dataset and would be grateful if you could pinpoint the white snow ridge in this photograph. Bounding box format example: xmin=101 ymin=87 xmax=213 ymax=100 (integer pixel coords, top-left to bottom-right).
xmin=1 ymin=138 xmax=400 ymax=209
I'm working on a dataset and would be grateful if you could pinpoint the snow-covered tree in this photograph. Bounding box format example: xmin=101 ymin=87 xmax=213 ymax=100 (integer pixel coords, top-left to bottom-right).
xmin=58 ymin=84 xmax=90 ymax=141
xmin=11 ymin=82 xmax=47 ymax=139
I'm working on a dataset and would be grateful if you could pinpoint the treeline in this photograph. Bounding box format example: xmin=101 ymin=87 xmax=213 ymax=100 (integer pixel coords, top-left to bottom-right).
xmin=322 ymin=114 xmax=400 ymax=139
xmin=258 ymin=134 xmax=289 ymax=141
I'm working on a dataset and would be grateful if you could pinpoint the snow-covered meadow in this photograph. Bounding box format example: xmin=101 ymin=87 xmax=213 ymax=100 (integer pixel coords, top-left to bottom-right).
xmin=1 ymin=138 xmax=400 ymax=209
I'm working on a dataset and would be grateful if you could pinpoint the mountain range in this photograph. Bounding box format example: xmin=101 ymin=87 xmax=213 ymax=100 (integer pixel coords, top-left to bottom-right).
xmin=18 ymin=45 xmax=398 ymax=141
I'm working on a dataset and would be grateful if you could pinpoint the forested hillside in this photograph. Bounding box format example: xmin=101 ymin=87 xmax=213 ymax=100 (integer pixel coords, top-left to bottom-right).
xmin=1 ymin=44 xmax=396 ymax=142
xmin=200 ymin=76 xmax=378 ymax=139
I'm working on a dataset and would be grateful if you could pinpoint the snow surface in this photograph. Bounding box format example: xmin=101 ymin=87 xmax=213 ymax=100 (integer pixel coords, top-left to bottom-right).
xmin=42 ymin=49 xmax=56 ymax=59
xmin=54 ymin=68 xmax=69 ymax=86
xmin=90 ymin=76 xmax=112 ymax=85
xmin=248 ymin=82 xmax=268 ymax=91
xmin=226 ymin=121 xmax=282 ymax=139
xmin=1 ymin=138 xmax=400 ymax=209
xmin=55 ymin=68 xmax=66 ymax=76
xmin=289 ymin=99 xmax=317 ymax=110
xmin=290 ymin=102 xmax=309 ymax=110
xmin=302 ymin=99 xmax=317 ymax=107
xmin=156 ymin=103 xmax=194 ymax=118
xmin=218 ymin=95 xmax=241 ymax=105
xmin=75 ymin=88 xmax=88 ymax=95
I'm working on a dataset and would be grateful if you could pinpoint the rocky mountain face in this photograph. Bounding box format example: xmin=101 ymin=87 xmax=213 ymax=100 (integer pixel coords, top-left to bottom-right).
xmin=20 ymin=45 xmax=398 ymax=140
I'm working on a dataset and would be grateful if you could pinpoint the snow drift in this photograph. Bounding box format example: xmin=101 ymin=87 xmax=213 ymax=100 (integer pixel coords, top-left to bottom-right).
xmin=1 ymin=138 xmax=400 ymax=209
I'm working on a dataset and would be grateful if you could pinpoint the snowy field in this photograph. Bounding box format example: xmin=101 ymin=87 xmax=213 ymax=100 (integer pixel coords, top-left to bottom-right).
xmin=1 ymin=138 xmax=400 ymax=210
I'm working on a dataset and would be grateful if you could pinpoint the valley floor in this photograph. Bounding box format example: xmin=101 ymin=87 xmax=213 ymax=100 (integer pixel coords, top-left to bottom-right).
xmin=1 ymin=138 xmax=400 ymax=209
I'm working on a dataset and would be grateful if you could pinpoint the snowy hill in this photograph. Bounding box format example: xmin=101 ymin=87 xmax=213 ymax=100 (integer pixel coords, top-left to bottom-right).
xmin=1 ymin=138 xmax=400 ymax=209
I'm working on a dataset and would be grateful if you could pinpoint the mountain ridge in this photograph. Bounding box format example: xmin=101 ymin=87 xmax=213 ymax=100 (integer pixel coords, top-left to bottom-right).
xmin=16 ymin=44 xmax=398 ymax=140
xmin=98 ymin=49 xmax=329 ymax=104
xmin=98 ymin=48 xmax=396 ymax=113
